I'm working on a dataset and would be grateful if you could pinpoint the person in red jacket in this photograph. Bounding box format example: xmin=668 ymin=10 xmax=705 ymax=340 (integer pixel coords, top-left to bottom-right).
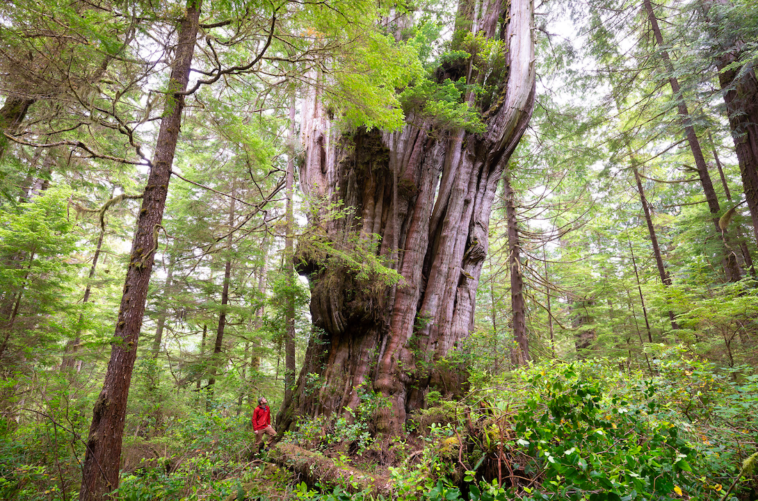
xmin=252 ymin=397 xmax=276 ymax=452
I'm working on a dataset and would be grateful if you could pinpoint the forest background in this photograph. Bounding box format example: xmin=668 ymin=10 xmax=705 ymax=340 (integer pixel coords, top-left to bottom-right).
xmin=1 ymin=0 xmax=757 ymax=499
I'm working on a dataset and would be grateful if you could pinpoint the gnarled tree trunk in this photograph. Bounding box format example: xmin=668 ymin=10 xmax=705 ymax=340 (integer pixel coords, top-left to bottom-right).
xmin=277 ymin=0 xmax=535 ymax=435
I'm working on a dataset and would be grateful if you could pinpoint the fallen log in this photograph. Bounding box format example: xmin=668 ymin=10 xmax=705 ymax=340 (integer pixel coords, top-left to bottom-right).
xmin=270 ymin=443 xmax=394 ymax=497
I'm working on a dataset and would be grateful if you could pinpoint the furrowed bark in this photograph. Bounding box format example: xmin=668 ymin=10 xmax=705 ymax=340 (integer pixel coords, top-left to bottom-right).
xmin=281 ymin=0 xmax=536 ymax=434
xmin=643 ymin=0 xmax=741 ymax=282
xmin=79 ymin=2 xmax=202 ymax=499
xmin=718 ymin=60 xmax=758 ymax=246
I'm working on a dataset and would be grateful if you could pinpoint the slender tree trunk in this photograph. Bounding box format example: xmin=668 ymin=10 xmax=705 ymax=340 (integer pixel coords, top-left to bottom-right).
xmin=628 ymin=241 xmax=654 ymax=344
xmin=79 ymin=3 xmax=202 ymax=498
xmin=279 ymin=0 xmax=536 ymax=434
xmin=607 ymin=60 xmax=679 ymax=330
xmin=625 ymin=288 xmax=654 ymax=374
xmin=207 ymin=182 xmax=236 ymax=398
xmin=1 ymin=151 xmax=53 ymax=311
xmin=237 ymin=241 xmax=270 ymax=412
xmin=504 ymin=171 xmax=529 ymax=366
xmin=643 ymin=0 xmax=741 ymax=282
xmin=17 ymin=147 xmax=45 ymax=204
xmin=252 ymin=237 xmax=269 ymax=374
xmin=543 ymin=246 xmax=555 ymax=359
xmin=237 ymin=341 xmax=250 ymax=416
xmin=736 ymin=228 xmax=756 ymax=277
xmin=631 ymin=167 xmax=668 ymax=280
xmin=196 ymin=324 xmax=207 ymax=391
xmin=0 ymin=251 xmax=35 ymax=361
xmin=151 ymin=256 xmax=174 ymax=358
xmin=487 ymin=254 xmax=501 ymax=371
xmin=631 ymin=168 xmax=680 ymax=329
xmin=573 ymin=299 xmax=596 ymax=357
xmin=278 ymin=100 xmax=297 ymax=423
xmin=709 ymin=131 xmax=733 ymax=200
xmin=61 ymin=218 xmax=108 ymax=371
xmin=0 ymin=96 xmax=35 ymax=159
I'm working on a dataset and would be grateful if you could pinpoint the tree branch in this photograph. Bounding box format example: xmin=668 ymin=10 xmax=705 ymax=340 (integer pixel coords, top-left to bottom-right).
xmin=2 ymin=133 xmax=146 ymax=165
xmin=180 ymin=12 xmax=277 ymax=96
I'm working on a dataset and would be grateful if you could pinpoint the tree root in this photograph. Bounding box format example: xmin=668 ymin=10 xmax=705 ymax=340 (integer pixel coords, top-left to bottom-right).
xmin=271 ymin=443 xmax=394 ymax=497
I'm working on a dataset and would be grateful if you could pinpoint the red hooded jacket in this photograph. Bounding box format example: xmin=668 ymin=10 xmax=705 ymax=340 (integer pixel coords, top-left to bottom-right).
xmin=252 ymin=405 xmax=271 ymax=431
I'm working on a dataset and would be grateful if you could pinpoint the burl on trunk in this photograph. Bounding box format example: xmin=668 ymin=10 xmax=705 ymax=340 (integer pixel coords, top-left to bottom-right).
xmin=277 ymin=0 xmax=536 ymax=434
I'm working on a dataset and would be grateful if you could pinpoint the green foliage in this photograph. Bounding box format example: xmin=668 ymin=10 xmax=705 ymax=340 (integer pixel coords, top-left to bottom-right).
xmin=512 ymin=363 xmax=697 ymax=500
xmin=327 ymin=32 xmax=424 ymax=132
xmin=0 ymin=188 xmax=81 ymax=365
xmin=399 ymin=78 xmax=485 ymax=133
xmin=297 ymin=198 xmax=403 ymax=291
xmin=284 ymin=385 xmax=389 ymax=455
xmin=464 ymin=357 xmax=758 ymax=501
xmin=293 ymin=481 xmax=378 ymax=501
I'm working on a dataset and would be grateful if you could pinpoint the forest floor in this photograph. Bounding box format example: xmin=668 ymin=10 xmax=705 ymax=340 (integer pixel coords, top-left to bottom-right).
xmin=3 ymin=357 xmax=757 ymax=500
xmin=216 ymin=357 xmax=758 ymax=501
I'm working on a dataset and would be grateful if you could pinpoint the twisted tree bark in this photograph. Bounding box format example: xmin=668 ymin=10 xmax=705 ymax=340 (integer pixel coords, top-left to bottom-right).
xmin=277 ymin=0 xmax=536 ymax=434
